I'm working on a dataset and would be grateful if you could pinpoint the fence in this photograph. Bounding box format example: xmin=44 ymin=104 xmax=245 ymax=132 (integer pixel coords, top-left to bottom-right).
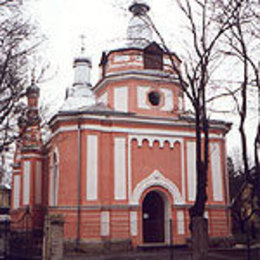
xmin=1 ymin=212 xmax=259 ymax=259
xmin=0 ymin=217 xmax=10 ymax=259
xmin=2 ymin=210 xmax=43 ymax=260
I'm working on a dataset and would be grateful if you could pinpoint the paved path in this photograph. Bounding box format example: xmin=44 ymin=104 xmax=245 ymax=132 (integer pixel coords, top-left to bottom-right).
xmin=65 ymin=248 xmax=260 ymax=260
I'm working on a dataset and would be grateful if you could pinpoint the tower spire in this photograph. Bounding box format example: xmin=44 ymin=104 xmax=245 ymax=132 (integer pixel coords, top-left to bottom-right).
xmin=127 ymin=0 xmax=153 ymax=48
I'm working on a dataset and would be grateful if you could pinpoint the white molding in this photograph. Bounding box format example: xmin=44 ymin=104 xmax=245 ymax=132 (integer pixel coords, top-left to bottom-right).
xmin=210 ymin=142 xmax=223 ymax=201
xmin=130 ymin=211 xmax=138 ymax=236
xmin=137 ymin=86 xmax=150 ymax=109
xmin=49 ymin=147 xmax=59 ymax=206
xmin=51 ymin=113 xmax=227 ymax=136
xmin=114 ymin=137 xmax=127 ymax=200
xmin=160 ymin=88 xmax=174 ymax=112
xmin=110 ymin=62 xmax=141 ymax=68
xmin=114 ymin=86 xmax=128 ymax=112
xmin=13 ymin=169 xmax=21 ymax=173
xmin=101 ymin=211 xmax=110 ymax=236
xmin=93 ymin=71 xmax=179 ymax=93
xmin=35 ymin=161 xmax=42 ymax=204
xmin=13 ymin=175 xmax=21 ymax=209
xmin=113 ymin=55 xmax=130 ymax=63
xmin=53 ymin=146 xmax=60 ymax=162
xmin=177 ymin=210 xmax=185 ymax=235
xmin=87 ymin=135 xmax=98 ymax=200
xmin=130 ymin=170 xmax=184 ymax=206
xmin=178 ymin=94 xmax=184 ymax=111
xmin=53 ymin=124 xmax=223 ymax=140
xmin=21 ymin=154 xmax=43 ymax=159
xmin=23 ymin=161 xmax=31 ymax=205
xmin=181 ymin=141 xmax=186 ymax=201
xmin=187 ymin=142 xmax=196 ymax=201
xmin=128 ymin=137 xmax=132 ymax=201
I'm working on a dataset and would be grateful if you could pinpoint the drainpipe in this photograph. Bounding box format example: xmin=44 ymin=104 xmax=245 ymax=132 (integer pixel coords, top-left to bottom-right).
xmin=76 ymin=122 xmax=82 ymax=250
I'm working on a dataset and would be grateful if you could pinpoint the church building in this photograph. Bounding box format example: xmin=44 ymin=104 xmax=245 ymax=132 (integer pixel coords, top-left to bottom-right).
xmin=10 ymin=1 xmax=231 ymax=248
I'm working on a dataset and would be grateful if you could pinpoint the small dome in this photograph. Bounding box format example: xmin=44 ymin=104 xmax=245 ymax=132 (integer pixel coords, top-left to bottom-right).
xmin=73 ymin=56 xmax=92 ymax=67
xmin=26 ymin=83 xmax=40 ymax=98
xmin=129 ymin=0 xmax=150 ymax=15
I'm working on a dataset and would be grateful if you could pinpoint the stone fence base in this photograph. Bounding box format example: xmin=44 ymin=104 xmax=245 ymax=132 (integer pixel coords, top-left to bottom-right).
xmin=42 ymin=214 xmax=64 ymax=260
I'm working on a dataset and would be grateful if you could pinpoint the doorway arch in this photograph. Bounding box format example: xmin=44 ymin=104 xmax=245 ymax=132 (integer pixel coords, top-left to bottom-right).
xmin=142 ymin=190 xmax=169 ymax=243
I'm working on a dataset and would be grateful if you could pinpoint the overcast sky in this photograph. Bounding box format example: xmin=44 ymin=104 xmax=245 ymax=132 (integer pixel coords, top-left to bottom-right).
xmin=27 ymin=0 xmax=183 ymax=93
xmin=25 ymin=0 xmax=258 ymax=160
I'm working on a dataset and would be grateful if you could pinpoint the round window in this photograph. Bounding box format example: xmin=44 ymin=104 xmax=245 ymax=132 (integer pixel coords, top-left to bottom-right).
xmin=148 ymin=91 xmax=161 ymax=106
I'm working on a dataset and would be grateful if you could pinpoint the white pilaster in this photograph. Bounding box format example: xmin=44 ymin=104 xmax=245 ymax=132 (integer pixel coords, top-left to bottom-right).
xmin=137 ymin=86 xmax=150 ymax=109
xmin=35 ymin=161 xmax=42 ymax=204
xmin=23 ymin=161 xmax=31 ymax=205
xmin=87 ymin=135 xmax=98 ymax=200
xmin=114 ymin=87 xmax=128 ymax=112
xmin=210 ymin=142 xmax=223 ymax=201
xmin=114 ymin=137 xmax=127 ymax=200
xmin=177 ymin=211 xmax=185 ymax=235
xmin=187 ymin=142 xmax=196 ymax=201
xmin=101 ymin=211 xmax=110 ymax=236
xmin=160 ymin=88 xmax=173 ymax=111
xmin=13 ymin=175 xmax=21 ymax=209
xmin=130 ymin=211 xmax=138 ymax=236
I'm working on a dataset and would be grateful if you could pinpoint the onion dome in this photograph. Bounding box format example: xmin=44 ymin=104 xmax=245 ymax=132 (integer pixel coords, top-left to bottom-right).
xmin=26 ymin=81 xmax=40 ymax=98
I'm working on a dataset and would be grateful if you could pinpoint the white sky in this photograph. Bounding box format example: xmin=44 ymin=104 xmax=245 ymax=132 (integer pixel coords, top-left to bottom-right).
xmin=25 ymin=0 xmax=258 ymax=160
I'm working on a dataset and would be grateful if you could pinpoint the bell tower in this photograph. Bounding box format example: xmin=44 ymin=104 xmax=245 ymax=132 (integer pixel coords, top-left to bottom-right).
xmin=11 ymin=81 xmax=44 ymax=230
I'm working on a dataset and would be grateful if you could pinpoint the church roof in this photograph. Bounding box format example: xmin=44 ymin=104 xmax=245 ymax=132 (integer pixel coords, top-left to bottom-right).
xmin=57 ymin=102 xmax=134 ymax=116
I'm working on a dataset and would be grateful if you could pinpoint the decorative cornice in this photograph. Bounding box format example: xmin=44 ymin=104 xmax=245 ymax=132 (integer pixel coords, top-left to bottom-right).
xmin=130 ymin=169 xmax=185 ymax=206
xmin=129 ymin=135 xmax=183 ymax=148
xmin=49 ymin=113 xmax=229 ymax=136
xmin=93 ymin=70 xmax=180 ymax=93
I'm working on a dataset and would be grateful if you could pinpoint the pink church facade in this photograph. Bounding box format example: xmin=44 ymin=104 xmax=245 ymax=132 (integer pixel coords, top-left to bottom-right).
xmin=10 ymin=1 xmax=231 ymax=248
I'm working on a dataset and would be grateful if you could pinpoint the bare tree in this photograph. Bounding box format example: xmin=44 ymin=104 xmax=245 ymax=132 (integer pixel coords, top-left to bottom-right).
xmin=219 ymin=1 xmax=260 ymax=257
xmin=222 ymin=0 xmax=259 ymax=180
xmin=0 ymin=0 xmax=46 ymax=185
xmin=138 ymin=1 xmax=244 ymax=258
xmin=0 ymin=0 xmax=43 ymax=156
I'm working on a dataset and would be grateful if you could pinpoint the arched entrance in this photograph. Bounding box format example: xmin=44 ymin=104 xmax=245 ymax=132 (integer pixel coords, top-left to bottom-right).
xmin=142 ymin=191 xmax=165 ymax=243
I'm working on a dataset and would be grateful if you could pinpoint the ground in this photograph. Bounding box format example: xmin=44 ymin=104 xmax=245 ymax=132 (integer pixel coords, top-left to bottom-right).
xmin=65 ymin=247 xmax=260 ymax=260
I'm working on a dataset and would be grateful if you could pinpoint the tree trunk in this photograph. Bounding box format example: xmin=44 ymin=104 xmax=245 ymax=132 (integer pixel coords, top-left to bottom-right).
xmin=190 ymin=216 xmax=208 ymax=260
xmin=189 ymin=104 xmax=209 ymax=259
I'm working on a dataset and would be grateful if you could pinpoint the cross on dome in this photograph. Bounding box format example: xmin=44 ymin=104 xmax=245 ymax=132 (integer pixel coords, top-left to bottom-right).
xmin=80 ymin=34 xmax=86 ymax=54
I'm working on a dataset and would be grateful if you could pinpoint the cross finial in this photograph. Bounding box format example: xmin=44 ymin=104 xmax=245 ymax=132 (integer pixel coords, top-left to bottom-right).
xmin=31 ymin=68 xmax=36 ymax=85
xmin=80 ymin=34 xmax=86 ymax=54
